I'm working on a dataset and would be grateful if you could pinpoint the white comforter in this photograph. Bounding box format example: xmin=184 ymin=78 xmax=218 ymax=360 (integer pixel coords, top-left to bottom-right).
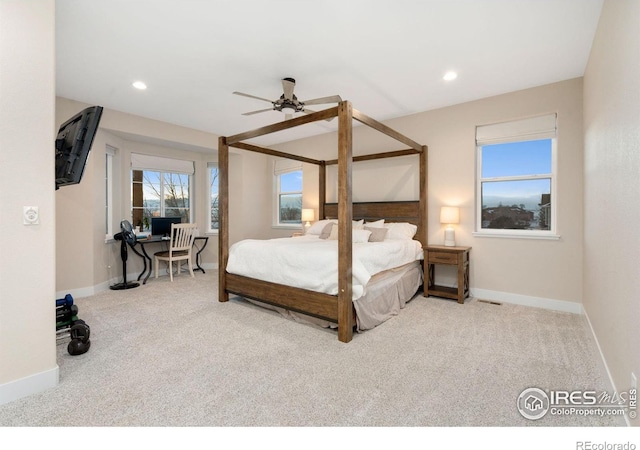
xmin=226 ymin=235 xmax=423 ymax=300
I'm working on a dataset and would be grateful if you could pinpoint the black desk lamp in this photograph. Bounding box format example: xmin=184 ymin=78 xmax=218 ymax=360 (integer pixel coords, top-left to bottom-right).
xmin=110 ymin=220 xmax=140 ymax=290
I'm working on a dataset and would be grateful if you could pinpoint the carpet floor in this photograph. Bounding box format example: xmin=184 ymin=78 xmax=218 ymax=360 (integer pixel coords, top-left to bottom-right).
xmin=0 ymin=271 xmax=624 ymax=428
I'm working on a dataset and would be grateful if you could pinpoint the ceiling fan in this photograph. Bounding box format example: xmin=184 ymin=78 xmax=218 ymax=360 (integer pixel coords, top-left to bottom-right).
xmin=233 ymin=77 xmax=342 ymax=120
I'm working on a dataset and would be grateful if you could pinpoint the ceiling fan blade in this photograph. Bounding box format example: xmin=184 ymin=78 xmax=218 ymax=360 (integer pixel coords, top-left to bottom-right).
xmin=233 ymin=91 xmax=274 ymax=104
xmin=242 ymin=108 xmax=274 ymax=116
xmin=301 ymin=95 xmax=342 ymax=106
xmin=282 ymin=78 xmax=295 ymax=100
xmin=285 ymin=113 xmax=293 ymax=121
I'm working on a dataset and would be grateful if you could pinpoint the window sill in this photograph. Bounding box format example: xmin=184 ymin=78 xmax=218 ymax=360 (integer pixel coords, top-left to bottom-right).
xmin=272 ymin=225 xmax=303 ymax=230
xmin=472 ymin=231 xmax=561 ymax=240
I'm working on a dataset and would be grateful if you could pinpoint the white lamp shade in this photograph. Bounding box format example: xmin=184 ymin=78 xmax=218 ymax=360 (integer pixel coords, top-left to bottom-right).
xmin=440 ymin=206 xmax=460 ymax=224
xmin=301 ymin=209 xmax=314 ymax=222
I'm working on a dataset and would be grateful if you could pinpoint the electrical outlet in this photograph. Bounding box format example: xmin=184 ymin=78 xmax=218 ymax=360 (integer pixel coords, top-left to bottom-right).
xmin=632 ymin=372 xmax=637 ymax=391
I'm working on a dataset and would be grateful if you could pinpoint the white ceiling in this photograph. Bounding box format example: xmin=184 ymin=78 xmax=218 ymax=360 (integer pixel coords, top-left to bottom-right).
xmin=56 ymin=0 xmax=603 ymax=147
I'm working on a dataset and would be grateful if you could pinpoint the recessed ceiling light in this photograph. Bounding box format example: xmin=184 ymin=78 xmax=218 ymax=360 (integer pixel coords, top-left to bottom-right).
xmin=132 ymin=81 xmax=147 ymax=90
xmin=443 ymin=71 xmax=458 ymax=81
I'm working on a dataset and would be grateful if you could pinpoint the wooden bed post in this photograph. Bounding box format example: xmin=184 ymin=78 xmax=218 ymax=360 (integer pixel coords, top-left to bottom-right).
xmin=337 ymin=101 xmax=353 ymax=343
xmin=420 ymin=145 xmax=428 ymax=247
xmin=318 ymin=161 xmax=326 ymax=220
xmin=218 ymin=136 xmax=229 ymax=302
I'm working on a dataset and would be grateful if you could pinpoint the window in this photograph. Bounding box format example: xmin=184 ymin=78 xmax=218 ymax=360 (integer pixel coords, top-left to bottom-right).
xmin=208 ymin=162 xmax=219 ymax=232
xmin=274 ymin=159 xmax=302 ymax=227
xmin=130 ymin=154 xmax=194 ymax=231
xmin=105 ymin=145 xmax=115 ymax=240
xmin=475 ymin=114 xmax=557 ymax=237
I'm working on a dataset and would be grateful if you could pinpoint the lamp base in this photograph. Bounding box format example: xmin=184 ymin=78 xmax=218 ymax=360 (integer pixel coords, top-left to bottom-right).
xmin=443 ymin=226 xmax=456 ymax=247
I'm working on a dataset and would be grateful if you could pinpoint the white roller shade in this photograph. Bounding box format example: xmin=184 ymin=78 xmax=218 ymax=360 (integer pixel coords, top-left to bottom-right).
xmin=476 ymin=113 xmax=557 ymax=145
xmin=274 ymin=158 xmax=301 ymax=175
xmin=131 ymin=153 xmax=194 ymax=174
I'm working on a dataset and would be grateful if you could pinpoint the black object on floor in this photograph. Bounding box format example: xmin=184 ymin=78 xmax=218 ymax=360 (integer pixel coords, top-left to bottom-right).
xmin=110 ymin=220 xmax=140 ymax=290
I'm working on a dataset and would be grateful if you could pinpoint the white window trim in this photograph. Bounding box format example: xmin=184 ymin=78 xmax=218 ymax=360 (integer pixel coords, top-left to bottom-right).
xmin=105 ymin=145 xmax=115 ymax=242
xmin=474 ymin=114 xmax=559 ymax=239
xmin=207 ymin=161 xmax=219 ymax=234
xmin=273 ymin=160 xmax=303 ymax=229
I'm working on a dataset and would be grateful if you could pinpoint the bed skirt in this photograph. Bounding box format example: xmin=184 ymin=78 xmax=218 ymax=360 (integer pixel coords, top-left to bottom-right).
xmin=239 ymin=261 xmax=423 ymax=332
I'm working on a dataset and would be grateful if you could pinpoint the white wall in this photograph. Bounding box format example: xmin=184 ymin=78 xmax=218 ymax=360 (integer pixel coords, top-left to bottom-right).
xmin=583 ymin=0 xmax=640 ymax=422
xmin=274 ymin=78 xmax=585 ymax=312
xmin=0 ymin=0 xmax=58 ymax=404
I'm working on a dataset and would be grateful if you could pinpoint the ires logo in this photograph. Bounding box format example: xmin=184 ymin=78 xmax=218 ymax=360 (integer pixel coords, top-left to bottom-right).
xmin=549 ymin=390 xmax=598 ymax=405
xmin=518 ymin=388 xmax=636 ymax=420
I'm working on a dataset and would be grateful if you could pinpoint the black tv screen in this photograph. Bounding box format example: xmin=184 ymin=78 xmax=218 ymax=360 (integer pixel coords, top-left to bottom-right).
xmin=151 ymin=217 xmax=182 ymax=237
xmin=55 ymin=105 xmax=103 ymax=189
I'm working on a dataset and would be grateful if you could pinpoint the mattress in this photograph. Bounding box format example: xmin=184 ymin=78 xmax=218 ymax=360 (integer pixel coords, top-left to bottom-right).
xmin=226 ymin=234 xmax=424 ymax=300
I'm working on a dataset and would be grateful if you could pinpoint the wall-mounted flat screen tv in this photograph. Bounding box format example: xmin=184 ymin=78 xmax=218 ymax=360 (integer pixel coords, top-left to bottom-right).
xmin=55 ymin=105 xmax=103 ymax=189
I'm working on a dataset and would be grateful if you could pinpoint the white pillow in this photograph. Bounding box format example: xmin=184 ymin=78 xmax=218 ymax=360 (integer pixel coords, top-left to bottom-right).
xmin=352 ymin=219 xmax=365 ymax=230
xmin=327 ymin=225 xmax=371 ymax=243
xmin=384 ymin=222 xmax=417 ymax=240
xmin=364 ymin=219 xmax=385 ymax=228
xmin=353 ymin=229 xmax=372 ymax=243
xmin=307 ymin=219 xmax=337 ymax=235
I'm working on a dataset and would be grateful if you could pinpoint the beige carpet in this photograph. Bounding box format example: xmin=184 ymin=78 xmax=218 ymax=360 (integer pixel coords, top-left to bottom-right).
xmin=0 ymin=271 xmax=623 ymax=427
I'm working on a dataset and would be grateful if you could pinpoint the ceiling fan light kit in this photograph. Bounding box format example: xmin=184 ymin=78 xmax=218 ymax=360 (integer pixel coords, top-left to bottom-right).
xmin=234 ymin=77 xmax=342 ymax=120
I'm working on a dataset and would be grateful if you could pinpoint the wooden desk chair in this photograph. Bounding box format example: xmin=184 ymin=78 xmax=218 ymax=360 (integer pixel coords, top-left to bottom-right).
xmin=154 ymin=223 xmax=198 ymax=282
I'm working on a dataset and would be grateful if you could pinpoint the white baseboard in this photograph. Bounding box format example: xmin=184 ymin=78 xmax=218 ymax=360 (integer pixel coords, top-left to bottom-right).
xmin=582 ymin=309 xmax=630 ymax=426
xmin=471 ymin=288 xmax=583 ymax=314
xmin=57 ymin=264 xmax=219 ymax=299
xmin=0 ymin=366 xmax=59 ymax=406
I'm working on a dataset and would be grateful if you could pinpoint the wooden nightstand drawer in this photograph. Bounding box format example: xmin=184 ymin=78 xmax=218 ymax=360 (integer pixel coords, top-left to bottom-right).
xmin=428 ymin=252 xmax=458 ymax=264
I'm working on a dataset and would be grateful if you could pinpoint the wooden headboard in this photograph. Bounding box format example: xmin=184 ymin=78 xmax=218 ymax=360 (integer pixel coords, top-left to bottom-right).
xmin=323 ymin=200 xmax=425 ymax=247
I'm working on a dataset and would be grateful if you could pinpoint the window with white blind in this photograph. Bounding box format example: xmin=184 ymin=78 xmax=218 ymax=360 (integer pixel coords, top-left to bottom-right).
xmin=475 ymin=114 xmax=558 ymax=238
xmin=273 ymin=159 xmax=302 ymax=227
xmin=131 ymin=154 xmax=194 ymax=231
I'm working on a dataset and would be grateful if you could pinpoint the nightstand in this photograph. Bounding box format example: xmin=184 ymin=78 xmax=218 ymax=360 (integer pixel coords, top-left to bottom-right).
xmin=424 ymin=245 xmax=471 ymax=304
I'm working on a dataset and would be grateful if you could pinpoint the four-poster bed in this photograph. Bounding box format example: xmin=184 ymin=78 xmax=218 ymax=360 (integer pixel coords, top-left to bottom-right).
xmin=218 ymin=101 xmax=427 ymax=342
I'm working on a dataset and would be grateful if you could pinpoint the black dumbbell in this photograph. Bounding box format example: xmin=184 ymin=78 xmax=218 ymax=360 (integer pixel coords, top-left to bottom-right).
xmin=56 ymin=304 xmax=78 ymax=320
xmin=56 ymin=318 xmax=85 ymax=334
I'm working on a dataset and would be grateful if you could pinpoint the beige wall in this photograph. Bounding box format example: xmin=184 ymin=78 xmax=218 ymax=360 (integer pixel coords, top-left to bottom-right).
xmin=275 ymin=78 xmax=585 ymax=311
xmin=583 ymin=0 xmax=640 ymax=421
xmin=0 ymin=0 xmax=58 ymax=403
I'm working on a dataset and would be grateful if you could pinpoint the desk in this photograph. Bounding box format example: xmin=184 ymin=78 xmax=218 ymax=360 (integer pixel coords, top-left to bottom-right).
xmin=128 ymin=236 xmax=209 ymax=284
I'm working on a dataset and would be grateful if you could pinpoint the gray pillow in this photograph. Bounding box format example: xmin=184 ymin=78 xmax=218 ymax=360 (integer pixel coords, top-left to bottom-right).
xmin=365 ymin=226 xmax=388 ymax=242
xmin=319 ymin=222 xmax=335 ymax=239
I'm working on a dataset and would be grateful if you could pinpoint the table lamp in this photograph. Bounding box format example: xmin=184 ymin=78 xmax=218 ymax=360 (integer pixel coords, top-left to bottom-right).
xmin=301 ymin=208 xmax=314 ymax=233
xmin=440 ymin=206 xmax=460 ymax=247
